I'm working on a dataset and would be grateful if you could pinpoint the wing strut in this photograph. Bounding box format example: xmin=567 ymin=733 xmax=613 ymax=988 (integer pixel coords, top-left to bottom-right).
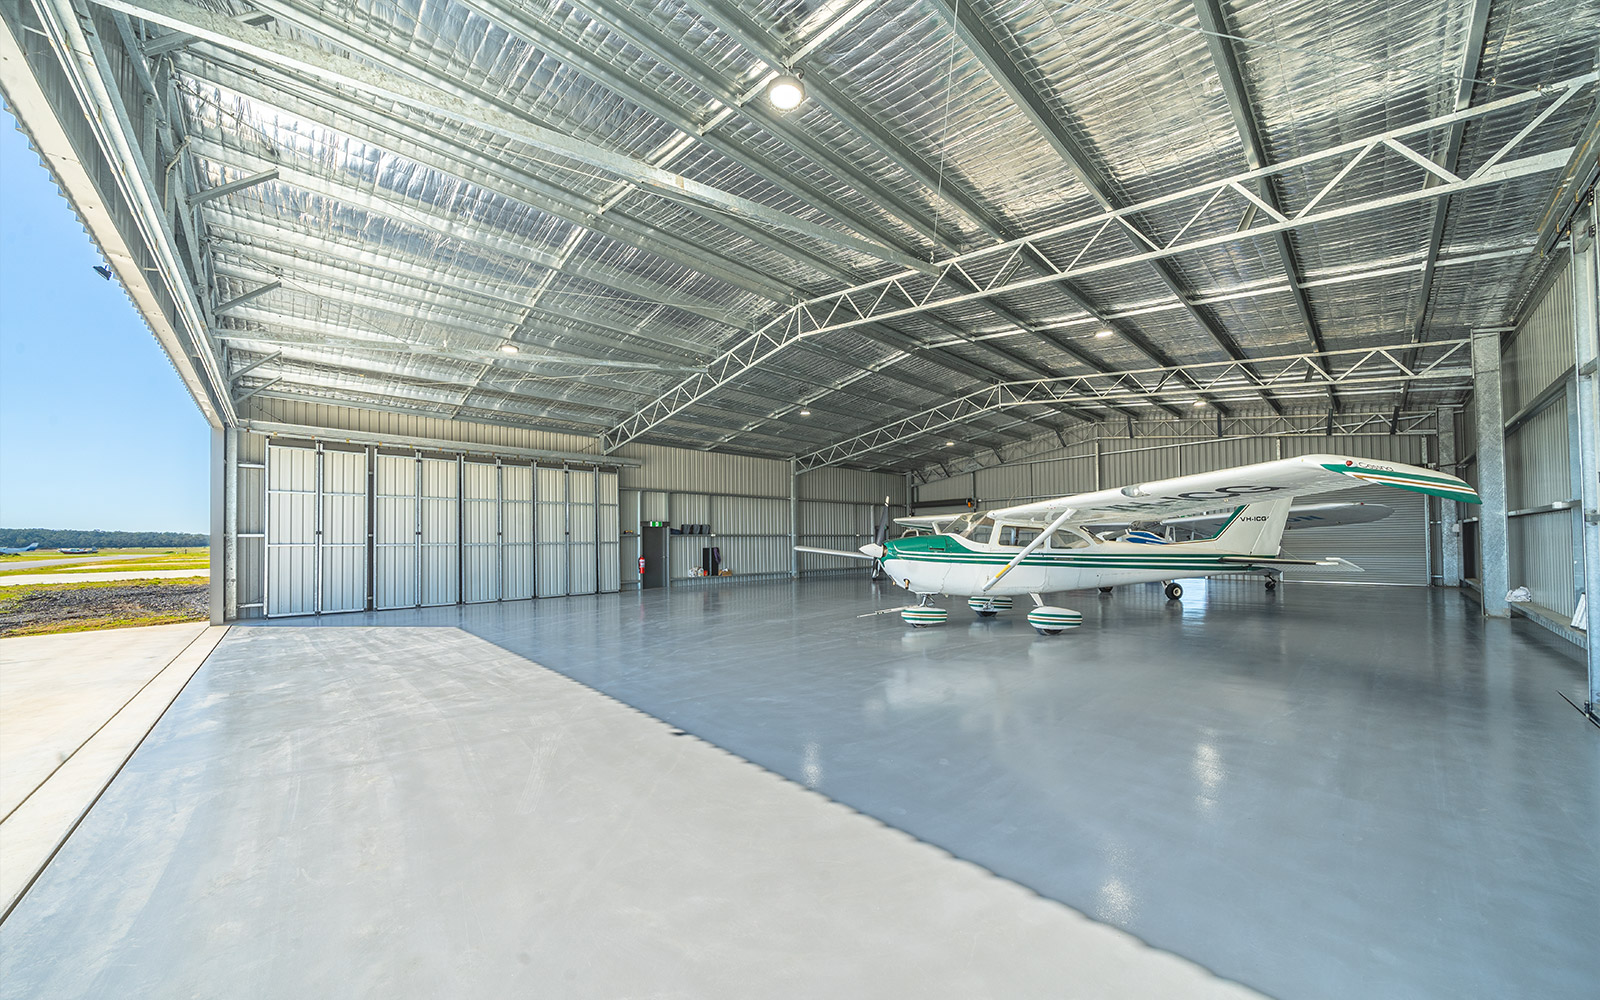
xmin=980 ymin=508 xmax=1076 ymax=593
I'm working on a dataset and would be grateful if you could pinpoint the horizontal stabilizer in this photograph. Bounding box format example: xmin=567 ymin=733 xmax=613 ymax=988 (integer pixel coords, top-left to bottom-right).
xmin=1221 ymin=555 xmax=1363 ymax=571
xmin=793 ymin=545 xmax=877 ymax=561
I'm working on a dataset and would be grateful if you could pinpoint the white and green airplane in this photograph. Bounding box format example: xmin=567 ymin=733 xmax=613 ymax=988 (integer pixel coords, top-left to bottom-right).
xmin=797 ymin=454 xmax=1480 ymax=635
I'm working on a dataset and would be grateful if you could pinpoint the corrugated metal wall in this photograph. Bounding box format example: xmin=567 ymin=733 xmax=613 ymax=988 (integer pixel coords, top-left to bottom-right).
xmin=599 ymin=472 xmax=621 ymax=593
xmin=1497 ymin=261 xmax=1581 ymax=616
xmin=568 ymin=468 xmax=599 ymax=596
xmin=242 ymin=398 xmax=595 ymax=456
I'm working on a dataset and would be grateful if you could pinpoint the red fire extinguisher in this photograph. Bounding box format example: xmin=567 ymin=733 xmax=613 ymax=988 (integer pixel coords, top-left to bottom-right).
xmin=638 ymin=556 xmax=646 ymax=576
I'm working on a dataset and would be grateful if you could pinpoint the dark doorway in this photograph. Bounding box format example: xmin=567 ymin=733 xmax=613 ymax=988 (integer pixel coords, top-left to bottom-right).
xmin=641 ymin=526 xmax=668 ymax=589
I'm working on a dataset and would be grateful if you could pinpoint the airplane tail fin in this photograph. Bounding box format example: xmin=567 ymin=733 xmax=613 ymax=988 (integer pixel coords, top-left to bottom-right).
xmin=1204 ymin=498 xmax=1292 ymax=556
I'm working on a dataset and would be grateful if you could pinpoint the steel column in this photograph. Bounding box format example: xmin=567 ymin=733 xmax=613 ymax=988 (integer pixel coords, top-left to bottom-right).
xmin=1569 ymin=199 xmax=1600 ymax=708
xmin=789 ymin=460 xmax=799 ymax=580
xmin=210 ymin=425 xmax=226 ymax=624
xmin=1437 ymin=406 xmax=1462 ymax=587
xmin=1472 ymin=333 xmax=1510 ymax=616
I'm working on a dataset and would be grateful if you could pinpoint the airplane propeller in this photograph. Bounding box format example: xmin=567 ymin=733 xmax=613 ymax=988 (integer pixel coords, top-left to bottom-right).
xmin=870 ymin=496 xmax=892 ymax=579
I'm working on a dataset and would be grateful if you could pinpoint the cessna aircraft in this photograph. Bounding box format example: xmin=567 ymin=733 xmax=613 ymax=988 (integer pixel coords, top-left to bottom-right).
xmin=0 ymin=543 xmax=39 ymax=555
xmin=796 ymin=454 xmax=1479 ymax=635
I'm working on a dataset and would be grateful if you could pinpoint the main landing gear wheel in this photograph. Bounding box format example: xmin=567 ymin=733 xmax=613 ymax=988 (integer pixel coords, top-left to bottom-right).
xmin=1098 ymin=587 xmax=1113 ymax=594
xmin=1164 ymin=582 xmax=1184 ymax=601
xmin=1027 ymin=607 xmax=1084 ymax=635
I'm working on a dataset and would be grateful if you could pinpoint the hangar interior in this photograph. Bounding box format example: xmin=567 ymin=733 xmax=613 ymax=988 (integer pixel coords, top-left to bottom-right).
xmin=1 ymin=0 xmax=1597 ymax=997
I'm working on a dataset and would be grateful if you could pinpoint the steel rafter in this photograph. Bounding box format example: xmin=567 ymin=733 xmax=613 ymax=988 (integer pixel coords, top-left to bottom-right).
xmin=92 ymin=0 xmax=933 ymax=272
xmin=602 ymin=74 xmax=1591 ymax=453
xmin=797 ymin=341 xmax=1471 ymax=472
xmin=1191 ymin=0 xmax=1327 ymax=370
xmin=1396 ymin=0 xmax=1494 ymax=413
xmin=678 ymin=0 xmax=1189 ymax=421
xmin=928 ymin=0 xmax=1285 ymax=414
xmin=908 ymin=410 xmax=1443 ymax=483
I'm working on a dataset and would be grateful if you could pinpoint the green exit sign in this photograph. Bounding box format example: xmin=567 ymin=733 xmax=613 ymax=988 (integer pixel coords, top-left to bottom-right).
xmin=646 ymin=520 xmax=666 ymax=527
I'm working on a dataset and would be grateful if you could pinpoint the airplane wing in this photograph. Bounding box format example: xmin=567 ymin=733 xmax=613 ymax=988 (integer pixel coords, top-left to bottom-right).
xmin=988 ymin=454 xmax=1478 ymax=527
xmin=1086 ymin=501 xmax=1393 ymax=534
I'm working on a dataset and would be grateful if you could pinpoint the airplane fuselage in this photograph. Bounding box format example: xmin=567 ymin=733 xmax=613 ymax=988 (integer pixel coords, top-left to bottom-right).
xmin=880 ymin=533 xmax=1261 ymax=598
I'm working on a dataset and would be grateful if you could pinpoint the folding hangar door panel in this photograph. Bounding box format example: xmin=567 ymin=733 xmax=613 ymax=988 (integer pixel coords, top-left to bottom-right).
xmin=568 ymin=468 xmax=598 ymax=596
xmin=598 ymin=471 xmax=620 ymax=593
xmin=502 ymin=464 xmax=536 ymax=600
xmin=318 ymin=448 xmax=368 ymax=613
xmin=265 ymin=444 xmax=317 ymax=617
xmin=374 ymin=453 xmax=419 ymax=610
xmin=536 ymin=466 xmax=568 ymax=597
xmin=463 ymin=461 xmax=499 ymax=603
xmin=265 ymin=444 xmax=367 ymax=617
xmin=419 ymin=457 xmax=459 ymax=606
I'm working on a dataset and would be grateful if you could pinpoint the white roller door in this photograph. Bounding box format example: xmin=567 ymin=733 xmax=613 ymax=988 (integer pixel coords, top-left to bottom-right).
xmin=1279 ymin=484 xmax=1429 ymax=585
xmin=420 ymin=457 xmax=459 ymax=606
xmin=599 ymin=471 xmax=620 ymax=593
xmin=569 ymin=468 xmax=598 ymax=596
xmin=266 ymin=445 xmax=317 ymax=616
xmin=463 ymin=461 xmax=499 ymax=603
xmin=374 ymin=454 xmax=419 ymax=609
xmin=319 ymin=449 xmax=367 ymax=613
xmin=536 ymin=467 xmax=567 ymax=597
xmin=502 ymin=464 xmax=536 ymax=600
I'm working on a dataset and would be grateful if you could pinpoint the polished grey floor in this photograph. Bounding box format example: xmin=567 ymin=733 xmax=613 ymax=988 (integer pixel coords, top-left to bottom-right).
xmin=6 ymin=577 xmax=1597 ymax=998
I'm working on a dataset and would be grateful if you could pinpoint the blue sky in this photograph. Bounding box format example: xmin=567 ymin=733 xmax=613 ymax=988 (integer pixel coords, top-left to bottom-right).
xmin=1 ymin=111 xmax=211 ymax=533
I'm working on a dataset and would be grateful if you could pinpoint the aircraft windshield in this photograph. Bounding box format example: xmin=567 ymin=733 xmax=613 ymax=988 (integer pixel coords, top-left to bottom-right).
xmin=940 ymin=513 xmax=979 ymax=535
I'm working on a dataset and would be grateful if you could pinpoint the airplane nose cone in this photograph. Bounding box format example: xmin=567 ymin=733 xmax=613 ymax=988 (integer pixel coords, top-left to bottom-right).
xmin=858 ymin=543 xmax=884 ymax=559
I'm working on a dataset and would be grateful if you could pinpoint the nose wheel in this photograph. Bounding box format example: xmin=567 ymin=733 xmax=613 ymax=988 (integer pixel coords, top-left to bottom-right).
xmin=1164 ymin=582 xmax=1183 ymax=601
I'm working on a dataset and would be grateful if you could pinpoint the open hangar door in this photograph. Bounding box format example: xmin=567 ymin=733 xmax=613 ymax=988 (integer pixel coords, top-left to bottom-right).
xmin=264 ymin=442 xmax=368 ymax=617
xmin=268 ymin=443 xmax=618 ymax=614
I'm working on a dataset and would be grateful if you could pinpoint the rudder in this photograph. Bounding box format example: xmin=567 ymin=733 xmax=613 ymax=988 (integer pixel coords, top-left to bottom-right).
xmin=1206 ymin=498 xmax=1291 ymax=555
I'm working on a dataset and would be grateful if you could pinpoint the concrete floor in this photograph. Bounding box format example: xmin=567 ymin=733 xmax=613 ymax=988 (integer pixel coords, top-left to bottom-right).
xmin=3 ymin=578 xmax=1595 ymax=998
xmin=0 ymin=624 xmax=227 ymax=914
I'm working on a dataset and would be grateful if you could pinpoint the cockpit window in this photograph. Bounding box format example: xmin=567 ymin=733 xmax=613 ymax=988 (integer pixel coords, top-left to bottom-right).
xmin=1049 ymin=529 xmax=1091 ymax=549
xmin=940 ymin=513 xmax=978 ymax=536
xmin=996 ymin=525 xmax=1041 ymax=547
xmin=961 ymin=517 xmax=996 ymax=544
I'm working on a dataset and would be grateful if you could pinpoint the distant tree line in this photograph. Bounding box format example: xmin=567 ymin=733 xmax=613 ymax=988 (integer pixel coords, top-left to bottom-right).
xmin=0 ymin=529 xmax=209 ymax=549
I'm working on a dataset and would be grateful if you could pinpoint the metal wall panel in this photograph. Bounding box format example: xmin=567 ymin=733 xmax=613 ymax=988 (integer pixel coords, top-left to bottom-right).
xmin=798 ymin=467 xmax=905 ymax=504
xmin=797 ymin=500 xmax=871 ymax=575
xmin=1505 ymin=262 xmax=1576 ymax=413
xmin=502 ymin=465 xmax=536 ymax=600
xmin=243 ymin=398 xmax=596 ymax=456
xmin=265 ymin=444 xmax=317 ymax=616
xmin=641 ymin=490 xmax=668 ymax=523
xmin=598 ymin=471 xmax=620 ymax=593
xmin=1506 ymin=396 xmax=1574 ymax=509
xmin=463 ymin=461 xmax=499 ymax=603
xmin=420 ymin=457 xmax=459 ymax=606
xmin=375 ymin=454 xmax=419 ymax=610
xmin=237 ymin=432 xmax=266 ymax=616
xmin=1030 ymin=455 xmax=1096 ymax=499
xmin=1510 ymin=512 xmax=1579 ymax=616
xmin=569 ymin=468 xmax=599 ymax=596
xmin=318 ymin=449 xmax=368 ymax=613
xmin=616 ymin=443 xmax=787 ymax=495
xmin=536 ymin=467 xmax=568 ymax=597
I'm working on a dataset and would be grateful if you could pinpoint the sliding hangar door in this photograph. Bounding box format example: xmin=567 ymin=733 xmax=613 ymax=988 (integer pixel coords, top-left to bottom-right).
xmin=265 ymin=441 xmax=619 ymax=617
